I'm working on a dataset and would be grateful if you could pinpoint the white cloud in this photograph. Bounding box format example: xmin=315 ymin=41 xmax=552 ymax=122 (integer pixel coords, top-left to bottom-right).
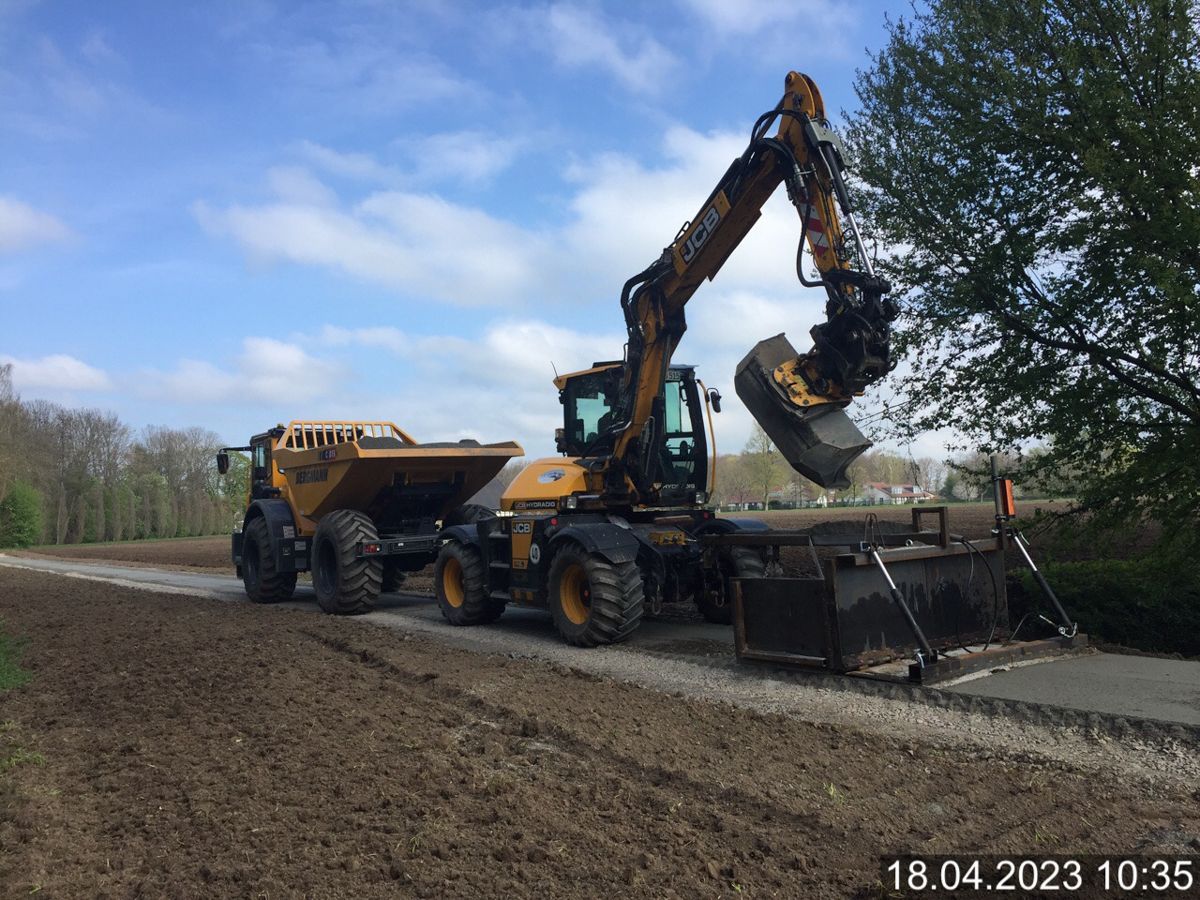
xmin=249 ymin=39 xmax=470 ymax=115
xmin=680 ymin=0 xmax=801 ymax=33
xmin=80 ymin=29 xmax=120 ymax=65
xmin=396 ymin=130 xmax=525 ymax=184
xmin=142 ymin=337 xmax=344 ymax=406
xmin=543 ymin=4 xmax=677 ymax=94
xmin=0 ymin=196 xmax=70 ymax=253
xmin=265 ymin=166 xmax=338 ymax=206
xmin=195 ymin=174 xmax=550 ymax=307
xmin=561 ymin=125 xmax=808 ymax=295
xmin=1 ymin=353 xmax=112 ymax=391
xmin=302 ymin=132 xmax=525 ymax=187
xmin=314 ymin=319 xmax=621 ymax=388
xmin=299 ymin=141 xmax=400 ymax=184
xmin=678 ymin=0 xmax=853 ymax=56
xmin=198 ymin=120 xmax=827 ymax=317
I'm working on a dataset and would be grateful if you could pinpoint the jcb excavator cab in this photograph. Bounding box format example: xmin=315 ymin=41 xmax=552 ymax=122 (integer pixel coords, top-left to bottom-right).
xmin=555 ymin=362 xmax=711 ymax=506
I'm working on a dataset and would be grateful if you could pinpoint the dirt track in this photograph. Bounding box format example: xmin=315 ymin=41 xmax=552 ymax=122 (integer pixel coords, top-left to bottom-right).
xmin=2 ymin=565 xmax=1198 ymax=898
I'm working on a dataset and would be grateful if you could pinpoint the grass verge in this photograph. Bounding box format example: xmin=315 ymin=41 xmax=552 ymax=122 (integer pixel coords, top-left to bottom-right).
xmin=1011 ymin=554 xmax=1200 ymax=658
xmin=0 ymin=623 xmax=30 ymax=692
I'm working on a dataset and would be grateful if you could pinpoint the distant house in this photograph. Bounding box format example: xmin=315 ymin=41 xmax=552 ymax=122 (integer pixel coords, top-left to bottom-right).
xmin=862 ymin=482 xmax=935 ymax=505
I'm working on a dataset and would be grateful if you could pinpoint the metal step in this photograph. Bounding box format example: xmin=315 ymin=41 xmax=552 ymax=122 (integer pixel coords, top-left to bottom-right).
xmin=489 ymin=590 xmax=511 ymax=602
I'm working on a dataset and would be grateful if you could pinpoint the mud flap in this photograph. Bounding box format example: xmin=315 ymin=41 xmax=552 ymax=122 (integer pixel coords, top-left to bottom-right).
xmin=734 ymin=333 xmax=870 ymax=489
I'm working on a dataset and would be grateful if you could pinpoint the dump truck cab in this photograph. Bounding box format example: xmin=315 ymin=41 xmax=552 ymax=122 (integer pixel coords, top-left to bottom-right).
xmin=247 ymin=426 xmax=286 ymax=501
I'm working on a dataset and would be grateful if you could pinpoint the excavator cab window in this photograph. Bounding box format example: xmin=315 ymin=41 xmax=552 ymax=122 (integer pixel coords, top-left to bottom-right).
xmin=658 ymin=369 xmax=705 ymax=494
xmin=559 ymin=369 xmax=621 ymax=456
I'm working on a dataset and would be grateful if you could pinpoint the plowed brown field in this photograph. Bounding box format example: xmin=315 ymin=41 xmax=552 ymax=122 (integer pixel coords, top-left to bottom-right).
xmin=1 ymin=565 xmax=1197 ymax=898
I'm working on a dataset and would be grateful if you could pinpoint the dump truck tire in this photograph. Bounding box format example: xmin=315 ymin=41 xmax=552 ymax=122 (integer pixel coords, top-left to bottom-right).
xmin=434 ymin=540 xmax=503 ymax=625
xmin=380 ymin=562 xmax=406 ymax=593
xmin=312 ymin=510 xmax=382 ymax=615
xmin=697 ymin=546 xmax=765 ymax=625
xmin=241 ymin=516 xmax=297 ymax=603
xmin=548 ymin=543 xmax=643 ymax=647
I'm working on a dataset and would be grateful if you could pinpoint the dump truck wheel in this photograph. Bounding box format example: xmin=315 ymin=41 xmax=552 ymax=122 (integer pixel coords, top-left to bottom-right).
xmin=312 ymin=510 xmax=382 ymax=615
xmin=548 ymin=544 xmax=643 ymax=647
xmin=434 ymin=540 xmax=502 ymax=625
xmin=241 ymin=516 xmax=297 ymax=603
xmin=380 ymin=562 xmax=406 ymax=593
xmin=696 ymin=546 xmax=765 ymax=625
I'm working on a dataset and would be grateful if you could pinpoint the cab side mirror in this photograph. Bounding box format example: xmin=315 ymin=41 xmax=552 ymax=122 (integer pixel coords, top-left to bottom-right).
xmin=708 ymin=389 xmax=722 ymax=413
xmin=216 ymin=452 xmax=230 ymax=475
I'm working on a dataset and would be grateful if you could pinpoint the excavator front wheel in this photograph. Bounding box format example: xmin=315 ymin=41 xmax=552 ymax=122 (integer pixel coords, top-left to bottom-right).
xmin=312 ymin=509 xmax=382 ymax=615
xmin=434 ymin=540 xmax=504 ymax=626
xmin=547 ymin=544 xmax=643 ymax=647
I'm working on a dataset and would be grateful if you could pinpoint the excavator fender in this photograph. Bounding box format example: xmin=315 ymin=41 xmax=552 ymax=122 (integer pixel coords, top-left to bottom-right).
xmin=549 ymin=522 xmax=641 ymax=566
xmin=240 ymin=499 xmax=301 ymax=572
xmin=439 ymin=523 xmax=481 ymax=549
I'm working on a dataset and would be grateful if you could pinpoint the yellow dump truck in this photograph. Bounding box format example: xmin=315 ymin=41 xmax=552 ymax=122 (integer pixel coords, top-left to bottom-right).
xmin=217 ymin=420 xmax=522 ymax=614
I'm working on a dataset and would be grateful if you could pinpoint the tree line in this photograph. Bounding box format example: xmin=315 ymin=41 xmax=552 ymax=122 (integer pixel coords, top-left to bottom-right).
xmin=0 ymin=365 xmax=244 ymax=548
xmin=712 ymin=425 xmax=1077 ymax=510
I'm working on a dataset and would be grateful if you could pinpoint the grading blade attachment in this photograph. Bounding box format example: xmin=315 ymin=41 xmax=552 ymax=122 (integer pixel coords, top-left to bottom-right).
xmin=734 ymin=333 xmax=870 ymax=489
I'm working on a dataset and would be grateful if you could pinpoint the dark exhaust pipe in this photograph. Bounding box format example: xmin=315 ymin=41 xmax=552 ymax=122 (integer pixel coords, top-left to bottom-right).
xmin=734 ymin=333 xmax=871 ymax=489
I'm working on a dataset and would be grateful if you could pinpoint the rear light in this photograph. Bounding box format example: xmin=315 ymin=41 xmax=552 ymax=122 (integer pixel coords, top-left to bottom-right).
xmin=363 ymin=543 xmax=381 ymax=555
xmin=564 ymin=495 xmax=579 ymax=510
xmin=694 ymin=490 xmax=707 ymax=504
xmin=549 ymin=517 xmax=558 ymax=526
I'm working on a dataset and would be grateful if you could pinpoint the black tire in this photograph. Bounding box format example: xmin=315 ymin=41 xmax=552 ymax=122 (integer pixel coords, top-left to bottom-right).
xmin=434 ymin=540 xmax=504 ymax=625
xmin=241 ymin=516 xmax=297 ymax=603
xmin=380 ymin=561 xmax=407 ymax=593
xmin=312 ymin=510 xmax=382 ymax=615
xmin=547 ymin=544 xmax=643 ymax=647
xmin=442 ymin=503 xmax=497 ymax=526
xmin=696 ymin=546 xmax=765 ymax=625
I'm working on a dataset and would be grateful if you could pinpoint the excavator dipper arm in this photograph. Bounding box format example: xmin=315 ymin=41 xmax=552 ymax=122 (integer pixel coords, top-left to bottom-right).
xmin=602 ymin=71 xmax=896 ymax=499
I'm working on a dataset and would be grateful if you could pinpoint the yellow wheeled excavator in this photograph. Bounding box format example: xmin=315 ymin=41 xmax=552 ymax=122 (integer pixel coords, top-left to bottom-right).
xmin=434 ymin=71 xmax=898 ymax=646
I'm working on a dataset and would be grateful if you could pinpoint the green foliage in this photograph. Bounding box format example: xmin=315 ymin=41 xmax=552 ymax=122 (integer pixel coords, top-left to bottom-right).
xmin=0 ymin=624 xmax=30 ymax=692
xmin=0 ymin=481 xmax=43 ymax=549
xmin=1014 ymin=555 xmax=1200 ymax=656
xmin=850 ymin=0 xmax=1200 ymax=544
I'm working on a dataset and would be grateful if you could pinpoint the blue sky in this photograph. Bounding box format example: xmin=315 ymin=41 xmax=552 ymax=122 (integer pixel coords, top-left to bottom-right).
xmin=0 ymin=0 xmax=927 ymax=462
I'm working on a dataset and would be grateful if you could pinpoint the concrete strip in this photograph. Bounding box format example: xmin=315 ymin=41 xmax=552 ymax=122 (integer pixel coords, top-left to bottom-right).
xmin=946 ymin=653 xmax=1200 ymax=726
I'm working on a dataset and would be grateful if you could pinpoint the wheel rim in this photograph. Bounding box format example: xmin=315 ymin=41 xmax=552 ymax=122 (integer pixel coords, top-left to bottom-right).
xmin=442 ymin=557 xmax=464 ymax=608
xmin=315 ymin=538 xmax=338 ymax=595
xmin=559 ymin=561 xmax=590 ymax=625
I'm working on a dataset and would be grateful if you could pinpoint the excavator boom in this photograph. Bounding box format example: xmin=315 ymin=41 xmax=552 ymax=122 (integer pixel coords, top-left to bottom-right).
xmin=609 ymin=71 xmax=895 ymax=495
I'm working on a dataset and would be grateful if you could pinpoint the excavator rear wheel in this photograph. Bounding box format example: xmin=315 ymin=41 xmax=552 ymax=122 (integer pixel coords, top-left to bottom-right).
xmin=434 ymin=540 xmax=503 ymax=625
xmin=548 ymin=544 xmax=643 ymax=647
xmin=241 ymin=516 xmax=297 ymax=604
xmin=696 ymin=546 xmax=766 ymax=625
xmin=312 ymin=510 xmax=383 ymax=615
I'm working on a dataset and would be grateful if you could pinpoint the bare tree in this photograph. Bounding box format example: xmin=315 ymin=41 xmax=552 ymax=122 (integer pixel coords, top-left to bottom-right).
xmin=742 ymin=424 xmax=785 ymax=509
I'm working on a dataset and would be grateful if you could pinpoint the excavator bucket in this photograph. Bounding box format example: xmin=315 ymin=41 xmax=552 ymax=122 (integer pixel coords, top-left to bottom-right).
xmin=734 ymin=333 xmax=870 ymax=489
